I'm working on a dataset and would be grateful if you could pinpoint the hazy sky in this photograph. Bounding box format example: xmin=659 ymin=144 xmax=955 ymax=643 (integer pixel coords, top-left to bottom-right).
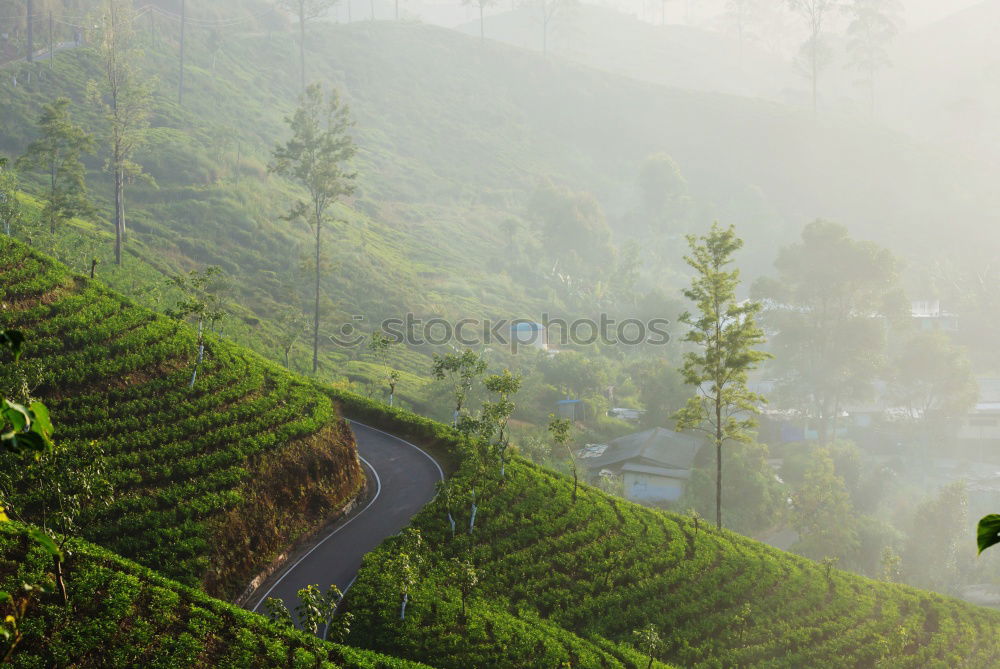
xmin=902 ymin=0 xmax=986 ymax=29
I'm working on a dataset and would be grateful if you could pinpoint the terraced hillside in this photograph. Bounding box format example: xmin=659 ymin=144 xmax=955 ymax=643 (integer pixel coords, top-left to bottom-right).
xmin=348 ymin=449 xmax=1000 ymax=668
xmin=0 ymin=521 xmax=426 ymax=668
xmin=0 ymin=237 xmax=364 ymax=599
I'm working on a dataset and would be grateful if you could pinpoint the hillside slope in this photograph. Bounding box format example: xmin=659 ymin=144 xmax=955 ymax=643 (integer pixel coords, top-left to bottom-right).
xmin=0 ymin=237 xmax=364 ymax=599
xmin=0 ymin=521 xmax=425 ymax=668
xmin=2 ymin=20 xmax=998 ymax=383
xmin=346 ymin=442 xmax=1000 ymax=667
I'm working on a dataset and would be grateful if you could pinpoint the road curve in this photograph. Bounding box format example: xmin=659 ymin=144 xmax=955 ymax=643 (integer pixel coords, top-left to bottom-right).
xmin=250 ymin=420 xmax=443 ymax=615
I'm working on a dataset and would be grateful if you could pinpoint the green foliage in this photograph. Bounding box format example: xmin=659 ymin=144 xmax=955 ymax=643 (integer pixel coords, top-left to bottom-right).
xmin=0 ymin=238 xmax=363 ymax=598
xmin=0 ymin=522 xmax=429 ymax=668
xmin=977 ymin=515 xmax=1000 ymax=555
xmin=675 ymin=222 xmax=769 ymax=528
xmin=347 ymin=436 xmax=1000 ymax=668
xmin=16 ymin=97 xmax=94 ymax=235
xmin=753 ymin=220 xmax=906 ymax=443
xmin=431 ymin=349 xmax=487 ymax=421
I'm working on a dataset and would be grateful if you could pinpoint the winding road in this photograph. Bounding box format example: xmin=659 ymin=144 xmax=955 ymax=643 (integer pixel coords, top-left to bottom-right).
xmin=250 ymin=420 xmax=443 ymax=617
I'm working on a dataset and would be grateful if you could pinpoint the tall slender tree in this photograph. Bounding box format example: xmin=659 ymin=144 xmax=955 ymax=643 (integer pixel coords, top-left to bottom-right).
xmin=270 ymin=84 xmax=357 ymax=374
xmin=91 ymin=0 xmax=153 ymax=266
xmin=464 ymin=0 xmax=497 ymax=40
xmin=675 ymin=222 xmax=769 ymax=529
xmin=0 ymin=160 xmax=23 ymax=236
xmin=282 ymin=0 xmax=337 ymax=92
xmin=787 ymin=0 xmax=839 ymax=112
xmin=845 ymin=0 xmax=902 ymax=114
xmin=17 ymin=98 xmax=94 ymax=235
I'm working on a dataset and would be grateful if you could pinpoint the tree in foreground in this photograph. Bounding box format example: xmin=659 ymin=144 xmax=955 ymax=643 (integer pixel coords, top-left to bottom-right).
xmin=675 ymin=222 xmax=769 ymax=528
xmin=547 ymin=414 xmax=577 ymax=502
xmin=91 ymin=0 xmax=153 ymax=266
xmin=17 ymin=98 xmax=94 ymax=235
xmin=270 ymin=84 xmax=357 ymax=374
xmin=631 ymin=623 xmax=663 ymax=669
xmin=165 ymin=267 xmax=228 ymax=388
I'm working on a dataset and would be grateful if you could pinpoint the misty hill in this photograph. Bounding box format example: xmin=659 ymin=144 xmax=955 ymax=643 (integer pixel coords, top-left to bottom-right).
xmin=0 ymin=237 xmax=363 ymax=599
xmin=3 ymin=19 xmax=998 ymax=376
xmin=885 ymin=0 xmax=1000 ymax=162
xmin=457 ymin=3 xmax=797 ymax=102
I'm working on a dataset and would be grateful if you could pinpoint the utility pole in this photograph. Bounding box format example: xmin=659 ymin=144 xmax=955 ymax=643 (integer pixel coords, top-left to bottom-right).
xmin=178 ymin=0 xmax=185 ymax=105
xmin=26 ymin=0 xmax=34 ymax=62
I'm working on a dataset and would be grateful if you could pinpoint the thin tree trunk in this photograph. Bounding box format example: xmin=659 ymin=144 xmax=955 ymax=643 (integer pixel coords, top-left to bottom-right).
xmin=298 ymin=4 xmax=306 ymax=91
xmin=114 ymin=168 xmax=123 ymax=265
xmin=479 ymin=4 xmax=484 ymax=39
xmin=54 ymin=556 xmax=67 ymax=604
xmin=716 ymin=392 xmax=722 ymax=528
xmin=49 ymin=154 xmax=56 ymax=233
xmin=178 ymin=0 xmax=185 ymax=105
xmin=312 ymin=215 xmax=321 ymax=374
xmin=48 ymin=11 xmax=52 ymax=66
xmin=370 ymin=0 xmax=375 ymax=21
xmin=26 ymin=0 xmax=33 ymax=62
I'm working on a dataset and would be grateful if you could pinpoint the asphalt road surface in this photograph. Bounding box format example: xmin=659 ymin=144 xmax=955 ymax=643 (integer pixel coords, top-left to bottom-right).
xmin=250 ymin=420 xmax=443 ymax=619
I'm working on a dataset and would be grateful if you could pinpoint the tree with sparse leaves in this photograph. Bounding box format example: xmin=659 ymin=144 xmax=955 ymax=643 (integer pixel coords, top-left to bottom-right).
xmin=548 ymin=414 xmax=576 ymax=503
xmin=675 ymin=222 xmax=769 ymax=529
xmin=368 ymin=331 xmax=400 ymax=406
xmin=632 ymin=623 xmax=663 ymax=669
xmin=787 ymin=0 xmax=839 ymax=112
xmin=432 ymin=349 xmax=487 ymax=424
xmin=165 ymin=267 xmax=228 ymax=389
xmin=91 ymin=0 xmax=153 ymax=266
xmin=270 ymin=84 xmax=356 ymax=375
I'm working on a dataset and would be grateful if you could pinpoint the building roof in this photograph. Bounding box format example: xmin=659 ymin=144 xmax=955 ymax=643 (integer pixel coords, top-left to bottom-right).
xmin=582 ymin=427 xmax=704 ymax=472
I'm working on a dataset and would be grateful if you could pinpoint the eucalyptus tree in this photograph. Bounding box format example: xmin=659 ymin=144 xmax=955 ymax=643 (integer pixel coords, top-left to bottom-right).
xmin=845 ymin=0 xmax=902 ymax=114
xmin=787 ymin=0 xmax=839 ymax=112
xmin=17 ymin=98 xmax=94 ymax=235
xmin=281 ymin=0 xmax=337 ymax=92
xmin=91 ymin=0 xmax=153 ymax=266
xmin=675 ymin=222 xmax=769 ymax=529
xmin=270 ymin=84 xmax=357 ymax=374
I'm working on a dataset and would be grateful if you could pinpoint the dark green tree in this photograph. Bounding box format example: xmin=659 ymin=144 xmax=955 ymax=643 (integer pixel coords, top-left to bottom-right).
xmin=270 ymin=84 xmax=357 ymax=374
xmin=675 ymin=222 xmax=769 ymax=529
xmin=17 ymin=98 xmax=94 ymax=235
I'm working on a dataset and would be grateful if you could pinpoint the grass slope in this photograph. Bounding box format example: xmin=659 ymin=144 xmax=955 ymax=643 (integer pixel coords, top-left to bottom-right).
xmin=0 ymin=236 xmax=364 ymax=599
xmin=347 ymin=451 xmax=1000 ymax=668
xmin=0 ymin=522 xmax=427 ymax=668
